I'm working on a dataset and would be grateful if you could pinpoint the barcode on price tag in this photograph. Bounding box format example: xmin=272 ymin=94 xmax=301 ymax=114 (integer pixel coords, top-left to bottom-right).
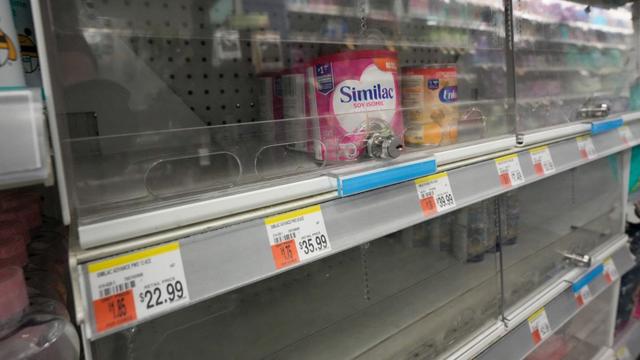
xmin=88 ymin=242 xmax=190 ymax=333
xmin=265 ymin=205 xmax=331 ymax=269
xmin=574 ymin=285 xmax=592 ymax=307
xmin=495 ymin=154 xmax=525 ymax=187
xmin=415 ymin=172 xmax=456 ymax=216
xmin=529 ymin=146 xmax=555 ymax=176
xmin=528 ymin=307 xmax=552 ymax=345
xmin=577 ymin=135 xmax=597 ymax=160
xmin=603 ymin=258 xmax=619 ymax=284
xmin=619 ymin=126 xmax=634 ymax=145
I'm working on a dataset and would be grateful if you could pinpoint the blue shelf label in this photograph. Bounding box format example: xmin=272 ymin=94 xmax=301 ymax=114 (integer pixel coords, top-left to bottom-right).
xmin=591 ymin=118 xmax=623 ymax=135
xmin=572 ymin=264 xmax=604 ymax=293
xmin=338 ymin=158 xmax=437 ymax=197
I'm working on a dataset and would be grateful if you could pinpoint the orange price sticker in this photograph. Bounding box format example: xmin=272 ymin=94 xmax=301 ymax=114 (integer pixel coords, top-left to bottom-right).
xmin=533 ymin=163 xmax=544 ymax=176
xmin=420 ymin=196 xmax=437 ymax=216
xmin=499 ymin=172 xmax=511 ymax=186
xmin=265 ymin=205 xmax=331 ymax=269
xmin=270 ymin=240 xmax=300 ymax=269
xmin=93 ymin=290 xmax=137 ymax=333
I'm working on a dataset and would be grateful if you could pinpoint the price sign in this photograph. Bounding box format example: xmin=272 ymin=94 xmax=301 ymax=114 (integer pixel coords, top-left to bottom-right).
xmin=88 ymin=242 xmax=190 ymax=333
xmin=415 ymin=172 xmax=456 ymax=216
xmin=265 ymin=205 xmax=331 ymax=269
xmin=529 ymin=146 xmax=555 ymax=176
xmin=495 ymin=154 xmax=525 ymax=187
xmin=616 ymin=346 xmax=632 ymax=360
xmin=603 ymin=258 xmax=619 ymax=284
xmin=528 ymin=307 xmax=552 ymax=345
xmin=574 ymin=285 xmax=592 ymax=307
xmin=619 ymin=126 xmax=634 ymax=145
xmin=577 ymin=135 xmax=597 ymax=160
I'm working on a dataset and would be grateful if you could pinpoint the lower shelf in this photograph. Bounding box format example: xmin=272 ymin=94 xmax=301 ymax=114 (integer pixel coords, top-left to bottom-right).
xmin=473 ymin=237 xmax=634 ymax=360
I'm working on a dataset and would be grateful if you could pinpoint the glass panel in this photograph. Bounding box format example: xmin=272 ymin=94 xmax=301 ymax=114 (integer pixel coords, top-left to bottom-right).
xmin=42 ymin=0 xmax=511 ymax=224
xmin=90 ymin=213 xmax=500 ymax=360
xmin=513 ymin=0 xmax=637 ymax=131
xmin=525 ymin=283 xmax=617 ymax=360
xmin=502 ymin=155 xmax=624 ymax=311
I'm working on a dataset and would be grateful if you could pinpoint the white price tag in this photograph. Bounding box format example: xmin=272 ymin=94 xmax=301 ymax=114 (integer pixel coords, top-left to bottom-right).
xmin=415 ymin=172 xmax=456 ymax=216
xmin=619 ymin=126 xmax=634 ymax=145
xmin=88 ymin=242 xmax=190 ymax=333
xmin=603 ymin=258 xmax=619 ymax=284
xmin=495 ymin=154 xmax=525 ymax=187
xmin=528 ymin=307 xmax=552 ymax=345
xmin=265 ymin=205 xmax=331 ymax=269
xmin=575 ymin=285 xmax=592 ymax=306
xmin=577 ymin=135 xmax=597 ymax=160
xmin=529 ymin=146 xmax=555 ymax=176
xmin=616 ymin=346 xmax=632 ymax=360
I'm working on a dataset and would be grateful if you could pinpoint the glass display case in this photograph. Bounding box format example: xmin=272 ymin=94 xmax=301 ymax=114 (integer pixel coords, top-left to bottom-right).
xmin=37 ymin=0 xmax=511 ymax=230
xmin=502 ymin=155 xmax=624 ymax=311
xmin=513 ymin=0 xmax=637 ymax=131
xmin=525 ymin=283 xmax=618 ymax=360
xmin=90 ymin=215 xmax=502 ymax=360
xmin=84 ymin=152 xmax=625 ymax=360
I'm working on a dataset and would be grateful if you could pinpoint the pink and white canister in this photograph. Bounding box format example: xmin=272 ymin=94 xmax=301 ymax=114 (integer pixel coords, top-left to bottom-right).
xmin=306 ymin=50 xmax=403 ymax=161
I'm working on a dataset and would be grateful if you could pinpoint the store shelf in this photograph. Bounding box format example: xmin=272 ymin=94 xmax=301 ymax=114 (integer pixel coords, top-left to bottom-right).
xmin=475 ymin=237 xmax=634 ymax=360
xmin=0 ymin=88 xmax=51 ymax=190
xmin=70 ymin=116 xmax=638 ymax=340
xmin=75 ymin=110 xmax=640 ymax=249
xmin=516 ymin=35 xmax=631 ymax=50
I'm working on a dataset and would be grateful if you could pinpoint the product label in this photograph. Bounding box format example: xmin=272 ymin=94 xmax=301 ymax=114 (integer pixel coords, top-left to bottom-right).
xmin=265 ymin=205 xmax=331 ymax=269
xmin=529 ymin=146 xmax=555 ymax=176
xmin=415 ymin=172 xmax=456 ymax=216
xmin=88 ymin=242 xmax=190 ymax=333
xmin=577 ymin=135 xmax=597 ymax=160
xmin=495 ymin=154 xmax=525 ymax=187
xmin=575 ymin=285 xmax=592 ymax=307
xmin=316 ymin=63 xmax=334 ymax=94
xmin=619 ymin=126 xmax=634 ymax=146
xmin=603 ymin=258 xmax=619 ymax=284
xmin=333 ymin=64 xmax=396 ymax=115
xmin=528 ymin=307 xmax=552 ymax=345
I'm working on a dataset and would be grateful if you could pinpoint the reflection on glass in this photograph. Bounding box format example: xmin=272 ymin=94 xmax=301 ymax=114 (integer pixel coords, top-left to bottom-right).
xmin=43 ymin=0 xmax=510 ymax=223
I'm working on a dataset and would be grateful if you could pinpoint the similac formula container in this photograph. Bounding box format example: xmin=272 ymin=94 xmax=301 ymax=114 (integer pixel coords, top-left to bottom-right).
xmin=0 ymin=0 xmax=24 ymax=88
xmin=307 ymin=50 xmax=403 ymax=161
xmin=281 ymin=65 xmax=309 ymax=152
xmin=402 ymin=65 xmax=459 ymax=146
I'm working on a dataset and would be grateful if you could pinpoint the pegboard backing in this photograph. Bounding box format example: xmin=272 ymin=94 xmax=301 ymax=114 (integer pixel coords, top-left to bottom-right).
xmin=59 ymin=0 xmax=504 ymax=128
